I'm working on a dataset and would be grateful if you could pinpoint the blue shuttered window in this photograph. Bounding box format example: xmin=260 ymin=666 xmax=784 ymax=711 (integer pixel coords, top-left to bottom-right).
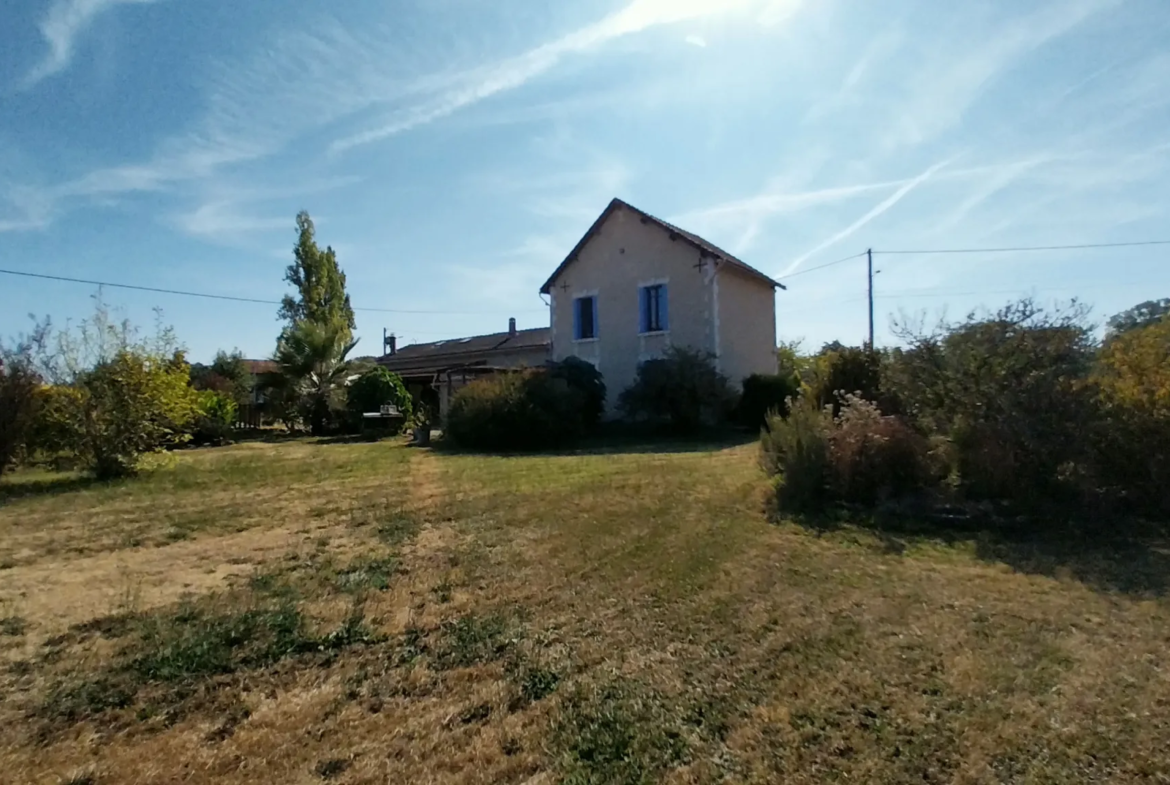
xmin=574 ymin=296 xmax=597 ymax=340
xmin=639 ymin=284 xmax=668 ymax=333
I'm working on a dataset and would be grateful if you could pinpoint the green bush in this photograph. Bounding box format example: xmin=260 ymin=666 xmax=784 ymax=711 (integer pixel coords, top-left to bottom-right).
xmin=738 ymin=373 xmax=799 ymax=430
xmin=76 ymin=351 xmax=200 ymax=479
xmin=28 ymin=385 xmax=87 ymax=467
xmin=191 ymin=390 xmax=238 ymax=446
xmin=885 ymin=300 xmax=1098 ymax=504
xmin=762 ymin=395 xmax=933 ymax=512
xmin=618 ymin=347 xmax=735 ymax=433
xmin=0 ymin=354 xmax=41 ymax=477
xmin=547 ymin=357 xmax=606 ymax=428
xmin=346 ymin=367 xmax=413 ymax=434
xmin=446 ymin=369 xmax=586 ymax=451
xmin=760 ymin=396 xmax=831 ymax=513
xmin=807 ymin=343 xmax=883 ymax=415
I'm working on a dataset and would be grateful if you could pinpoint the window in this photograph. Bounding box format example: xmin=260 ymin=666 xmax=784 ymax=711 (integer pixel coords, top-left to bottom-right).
xmin=574 ymin=295 xmax=597 ymax=340
xmin=640 ymin=283 xmax=668 ymax=333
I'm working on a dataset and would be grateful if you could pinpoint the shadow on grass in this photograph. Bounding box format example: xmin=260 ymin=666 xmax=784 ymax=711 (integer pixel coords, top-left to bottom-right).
xmin=0 ymin=473 xmax=116 ymax=504
xmin=790 ymin=507 xmax=1170 ymax=598
xmin=432 ymin=425 xmax=759 ymax=458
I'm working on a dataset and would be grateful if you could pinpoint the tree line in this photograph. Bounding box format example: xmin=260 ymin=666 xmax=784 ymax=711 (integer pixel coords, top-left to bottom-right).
xmin=0 ymin=211 xmax=412 ymax=480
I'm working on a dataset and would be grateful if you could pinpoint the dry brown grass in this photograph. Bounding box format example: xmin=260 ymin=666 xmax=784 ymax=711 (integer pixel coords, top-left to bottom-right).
xmin=1 ymin=436 xmax=1168 ymax=784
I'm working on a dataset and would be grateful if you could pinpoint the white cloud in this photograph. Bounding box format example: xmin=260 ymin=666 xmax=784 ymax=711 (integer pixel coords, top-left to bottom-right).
xmin=685 ymin=35 xmax=708 ymax=48
xmin=24 ymin=0 xmax=163 ymax=87
xmin=330 ymin=0 xmax=804 ymax=152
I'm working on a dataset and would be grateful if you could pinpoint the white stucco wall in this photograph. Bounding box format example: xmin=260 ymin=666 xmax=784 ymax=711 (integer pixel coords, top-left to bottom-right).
xmin=547 ymin=207 xmax=721 ymax=413
xmin=716 ymin=264 xmax=778 ymax=385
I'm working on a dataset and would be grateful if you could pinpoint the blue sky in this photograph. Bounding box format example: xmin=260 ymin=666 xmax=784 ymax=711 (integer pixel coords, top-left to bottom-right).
xmin=2 ymin=0 xmax=1168 ymax=362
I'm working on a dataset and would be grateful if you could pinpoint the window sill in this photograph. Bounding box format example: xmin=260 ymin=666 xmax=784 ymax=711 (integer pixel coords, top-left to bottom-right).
xmin=572 ymin=337 xmax=600 ymax=344
xmin=638 ymin=330 xmax=670 ymax=337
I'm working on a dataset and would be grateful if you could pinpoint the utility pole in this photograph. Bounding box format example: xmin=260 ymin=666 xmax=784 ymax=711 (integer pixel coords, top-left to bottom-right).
xmin=867 ymin=248 xmax=875 ymax=350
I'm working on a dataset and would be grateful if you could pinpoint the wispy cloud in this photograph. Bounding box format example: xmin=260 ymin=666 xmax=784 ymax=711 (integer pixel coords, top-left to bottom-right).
xmin=23 ymin=0 xmax=163 ymax=87
xmin=330 ymin=0 xmax=804 ymax=152
xmin=685 ymin=35 xmax=708 ymax=48
xmin=781 ymin=158 xmax=953 ymax=275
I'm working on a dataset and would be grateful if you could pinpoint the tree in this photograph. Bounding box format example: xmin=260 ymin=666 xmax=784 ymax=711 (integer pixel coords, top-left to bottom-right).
xmin=1093 ymin=318 xmax=1170 ymax=512
xmin=1106 ymin=298 xmax=1170 ymax=337
xmin=76 ymin=350 xmax=200 ymax=479
xmin=0 ymin=346 xmax=42 ymax=478
xmin=886 ymin=298 xmax=1097 ymax=501
xmin=190 ymin=349 xmax=251 ymax=407
xmin=346 ymin=367 xmax=413 ymax=427
xmin=278 ymin=212 xmax=356 ymax=342
xmin=272 ymin=321 xmax=359 ymax=435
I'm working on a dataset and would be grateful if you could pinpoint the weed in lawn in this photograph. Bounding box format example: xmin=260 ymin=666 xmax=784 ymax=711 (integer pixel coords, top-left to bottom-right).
xmin=508 ymin=660 xmax=561 ymax=708
xmin=432 ymin=613 xmax=517 ymax=670
xmin=333 ymin=556 xmax=397 ymax=594
xmin=553 ymin=679 xmax=689 ymax=785
xmin=1 ymin=615 xmax=28 ymax=637
xmin=313 ymin=757 xmax=350 ymax=780
xmin=59 ymin=769 xmax=100 ymax=785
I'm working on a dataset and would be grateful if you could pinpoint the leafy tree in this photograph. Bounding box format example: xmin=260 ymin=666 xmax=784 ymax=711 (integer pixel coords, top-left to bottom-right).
xmin=346 ymin=367 xmax=413 ymax=425
xmin=76 ymin=350 xmax=200 ymax=479
xmin=278 ymin=211 xmax=355 ymax=341
xmin=1093 ymin=318 xmax=1170 ymax=512
xmin=272 ymin=321 xmax=358 ymax=435
xmin=807 ymin=343 xmax=883 ymax=415
xmin=190 ymin=350 xmax=251 ymax=407
xmin=1106 ymin=298 xmax=1170 ymax=337
xmin=0 ymin=346 xmax=42 ymax=478
xmin=618 ymin=347 xmax=735 ymax=433
xmin=191 ymin=390 xmax=239 ymax=446
xmin=886 ymin=299 xmax=1097 ymax=501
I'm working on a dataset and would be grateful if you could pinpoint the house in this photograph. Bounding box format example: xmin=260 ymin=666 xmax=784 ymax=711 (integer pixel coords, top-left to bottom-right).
xmin=240 ymin=359 xmax=278 ymax=405
xmin=378 ymin=197 xmax=783 ymax=420
xmin=377 ymin=319 xmax=550 ymax=417
xmin=540 ymin=198 xmax=784 ymax=413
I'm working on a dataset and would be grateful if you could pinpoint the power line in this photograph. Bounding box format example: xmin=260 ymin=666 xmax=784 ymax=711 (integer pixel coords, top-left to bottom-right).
xmin=875 ymin=239 xmax=1170 ymax=255
xmin=0 ymin=267 xmax=545 ymax=316
xmin=777 ymin=252 xmax=867 ymax=281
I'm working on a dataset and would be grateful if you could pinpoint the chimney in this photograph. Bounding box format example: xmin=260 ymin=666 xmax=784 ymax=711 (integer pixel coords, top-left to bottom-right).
xmin=383 ymin=331 xmax=397 ymax=356
xmin=508 ymin=317 xmax=517 ymax=337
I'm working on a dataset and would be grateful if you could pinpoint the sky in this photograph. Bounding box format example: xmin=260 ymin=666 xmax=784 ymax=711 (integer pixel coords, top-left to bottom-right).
xmin=1 ymin=0 xmax=1169 ymax=362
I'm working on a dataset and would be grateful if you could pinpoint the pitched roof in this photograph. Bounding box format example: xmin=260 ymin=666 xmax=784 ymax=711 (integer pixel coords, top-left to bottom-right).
xmin=539 ymin=198 xmax=786 ymax=294
xmin=377 ymin=327 xmax=550 ymax=376
xmin=241 ymin=359 xmax=278 ymax=375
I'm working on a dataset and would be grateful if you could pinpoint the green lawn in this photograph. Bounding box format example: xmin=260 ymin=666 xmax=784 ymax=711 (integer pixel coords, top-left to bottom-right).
xmin=1 ymin=437 xmax=1168 ymax=784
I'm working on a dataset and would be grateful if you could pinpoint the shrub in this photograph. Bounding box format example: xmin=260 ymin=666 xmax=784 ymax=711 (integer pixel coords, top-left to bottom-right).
xmin=346 ymin=367 xmax=413 ymax=433
xmin=28 ymin=385 xmax=87 ymax=466
xmin=446 ymin=369 xmax=587 ymax=451
xmin=76 ymin=351 xmax=200 ymax=479
xmin=885 ymin=299 xmax=1098 ymax=503
xmin=762 ymin=395 xmax=933 ymax=512
xmin=618 ymin=347 xmax=735 ymax=433
xmin=191 ymin=390 xmax=238 ymax=446
xmin=827 ymin=396 xmax=932 ymax=505
xmin=807 ymin=343 xmax=883 ymax=415
xmin=1092 ymin=317 xmax=1170 ymax=513
xmin=760 ymin=396 xmax=831 ymax=513
xmin=0 ymin=353 xmax=42 ymax=477
xmin=547 ymin=357 xmax=606 ymax=429
xmin=738 ymin=372 xmax=799 ymax=429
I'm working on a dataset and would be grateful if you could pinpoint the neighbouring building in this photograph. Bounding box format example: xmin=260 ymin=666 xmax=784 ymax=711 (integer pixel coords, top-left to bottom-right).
xmin=540 ymin=198 xmax=784 ymax=413
xmin=378 ymin=197 xmax=783 ymax=420
xmin=377 ymin=319 xmax=550 ymax=418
